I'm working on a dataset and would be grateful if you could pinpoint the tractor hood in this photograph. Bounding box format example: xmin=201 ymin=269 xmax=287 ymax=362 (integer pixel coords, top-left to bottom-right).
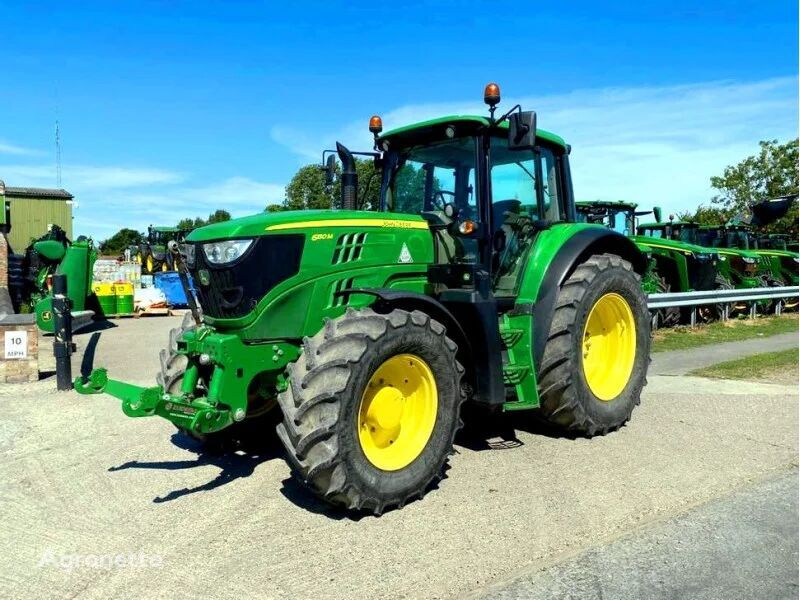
xmin=628 ymin=235 xmax=716 ymax=257
xmin=186 ymin=210 xmax=428 ymax=242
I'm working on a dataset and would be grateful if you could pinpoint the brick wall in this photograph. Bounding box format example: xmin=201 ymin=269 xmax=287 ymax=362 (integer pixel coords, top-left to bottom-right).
xmin=0 ymin=316 xmax=39 ymax=383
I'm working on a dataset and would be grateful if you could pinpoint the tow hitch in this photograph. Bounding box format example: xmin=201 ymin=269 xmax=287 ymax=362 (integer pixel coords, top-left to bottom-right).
xmin=74 ymin=368 xmax=233 ymax=434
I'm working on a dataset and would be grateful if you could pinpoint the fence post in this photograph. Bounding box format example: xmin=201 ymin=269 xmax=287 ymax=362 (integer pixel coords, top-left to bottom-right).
xmin=749 ymin=303 xmax=757 ymax=320
xmin=690 ymin=307 xmax=697 ymax=327
xmin=52 ymin=274 xmax=74 ymax=391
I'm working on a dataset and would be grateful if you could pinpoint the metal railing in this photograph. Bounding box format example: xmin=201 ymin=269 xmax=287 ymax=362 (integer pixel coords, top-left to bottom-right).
xmin=647 ymin=285 xmax=799 ymax=326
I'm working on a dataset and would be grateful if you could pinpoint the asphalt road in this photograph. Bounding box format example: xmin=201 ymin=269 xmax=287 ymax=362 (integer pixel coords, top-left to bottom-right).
xmin=2 ymin=319 xmax=797 ymax=599
xmin=475 ymin=471 xmax=799 ymax=600
xmin=651 ymin=331 xmax=798 ymax=375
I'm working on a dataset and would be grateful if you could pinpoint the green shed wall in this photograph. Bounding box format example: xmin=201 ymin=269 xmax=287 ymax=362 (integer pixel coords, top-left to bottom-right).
xmin=5 ymin=197 xmax=73 ymax=254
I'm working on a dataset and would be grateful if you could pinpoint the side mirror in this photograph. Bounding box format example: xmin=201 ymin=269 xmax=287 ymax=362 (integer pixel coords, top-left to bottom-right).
xmin=508 ymin=111 xmax=536 ymax=150
xmin=324 ymin=154 xmax=336 ymax=186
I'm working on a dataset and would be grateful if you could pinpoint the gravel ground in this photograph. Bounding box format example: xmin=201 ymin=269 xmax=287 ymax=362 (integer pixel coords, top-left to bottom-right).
xmin=1 ymin=320 xmax=797 ymax=599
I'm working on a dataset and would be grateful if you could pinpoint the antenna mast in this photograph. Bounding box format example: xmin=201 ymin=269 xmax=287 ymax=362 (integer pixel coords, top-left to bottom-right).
xmin=55 ymin=120 xmax=62 ymax=187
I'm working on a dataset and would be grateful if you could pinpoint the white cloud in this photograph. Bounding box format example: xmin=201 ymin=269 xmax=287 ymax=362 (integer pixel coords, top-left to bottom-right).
xmin=271 ymin=76 xmax=798 ymax=213
xmin=72 ymin=176 xmax=286 ymax=238
xmin=0 ymin=141 xmax=42 ymax=156
xmin=0 ymin=164 xmax=185 ymax=189
xmin=0 ymin=160 xmax=285 ymax=241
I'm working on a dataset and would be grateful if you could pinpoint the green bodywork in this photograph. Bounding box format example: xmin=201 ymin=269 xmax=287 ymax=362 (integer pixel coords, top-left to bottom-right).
xmin=34 ymin=237 xmax=98 ymax=331
xmin=76 ymin=116 xmax=643 ymax=434
xmin=691 ymin=223 xmax=779 ymax=291
xmin=576 ymin=201 xmax=719 ymax=294
xmin=637 ymin=220 xmax=767 ymax=290
xmin=699 ymin=225 xmax=799 ymax=286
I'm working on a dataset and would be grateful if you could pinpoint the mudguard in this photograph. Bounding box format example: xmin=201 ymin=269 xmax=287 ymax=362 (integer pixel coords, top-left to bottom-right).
xmin=530 ymin=228 xmax=645 ymax=367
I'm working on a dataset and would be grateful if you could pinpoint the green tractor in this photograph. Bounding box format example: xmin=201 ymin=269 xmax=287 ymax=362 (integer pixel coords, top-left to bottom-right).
xmin=698 ymin=224 xmax=798 ymax=310
xmin=640 ymin=218 xmax=770 ymax=314
xmin=134 ymin=225 xmax=192 ymax=274
xmin=752 ymin=234 xmax=800 ymax=288
xmin=77 ymin=84 xmax=651 ymax=513
xmin=577 ymin=201 xmax=721 ymax=325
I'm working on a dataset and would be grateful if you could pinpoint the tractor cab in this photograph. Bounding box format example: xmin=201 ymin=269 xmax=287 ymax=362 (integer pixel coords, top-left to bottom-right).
xmin=575 ymin=201 xmax=650 ymax=236
xmin=369 ymin=103 xmax=572 ymax=298
xmin=696 ymin=224 xmax=751 ymax=250
xmin=637 ymin=219 xmax=703 ymax=245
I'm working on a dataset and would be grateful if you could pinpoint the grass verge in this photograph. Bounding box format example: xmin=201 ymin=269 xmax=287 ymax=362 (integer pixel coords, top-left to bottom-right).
xmin=652 ymin=314 xmax=798 ymax=353
xmin=689 ymin=348 xmax=798 ymax=384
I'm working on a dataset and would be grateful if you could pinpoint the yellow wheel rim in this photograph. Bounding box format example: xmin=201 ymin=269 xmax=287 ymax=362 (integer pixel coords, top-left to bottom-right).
xmin=161 ymin=261 xmax=168 ymax=272
xmin=358 ymin=354 xmax=438 ymax=471
xmin=582 ymin=293 xmax=637 ymax=401
xmin=146 ymin=255 xmax=154 ymax=273
xmin=135 ymin=253 xmax=142 ymax=265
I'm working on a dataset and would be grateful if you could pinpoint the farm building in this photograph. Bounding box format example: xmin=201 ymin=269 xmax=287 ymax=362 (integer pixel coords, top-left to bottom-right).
xmin=0 ymin=180 xmax=74 ymax=253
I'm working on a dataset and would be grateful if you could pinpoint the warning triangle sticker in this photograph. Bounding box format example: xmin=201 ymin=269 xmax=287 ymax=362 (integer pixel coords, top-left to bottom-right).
xmin=398 ymin=243 xmax=413 ymax=263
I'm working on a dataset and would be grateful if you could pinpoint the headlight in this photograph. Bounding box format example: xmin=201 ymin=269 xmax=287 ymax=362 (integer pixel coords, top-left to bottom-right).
xmin=742 ymin=257 xmax=756 ymax=264
xmin=793 ymin=257 xmax=799 ymax=264
xmin=202 ymin=239 xmax=254 ymax=265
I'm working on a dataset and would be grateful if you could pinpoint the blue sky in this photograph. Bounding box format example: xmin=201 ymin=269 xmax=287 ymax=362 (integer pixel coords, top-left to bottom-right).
xmin=1 ymin=0 xmax=797 ymax=241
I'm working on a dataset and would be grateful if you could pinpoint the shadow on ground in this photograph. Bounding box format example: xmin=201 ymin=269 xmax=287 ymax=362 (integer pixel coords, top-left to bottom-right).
xmin=106 ymin=404 xmax=579 ymax=514
xmin=108 ymin=427 xmax=284 ymax=503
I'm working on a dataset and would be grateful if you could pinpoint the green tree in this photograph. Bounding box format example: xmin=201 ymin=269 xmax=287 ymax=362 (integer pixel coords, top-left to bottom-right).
xmin=100 ymin=228 xmax=143 ymax=255
xmin=176 ymin=217 xmax=197 ymax=230
xmin=676 ymin=204 xmax=730 ymax=225
xmin=710 ymin=139 xmax=799 ymax=235
xmin=175 ymin=210 xmax=231 ymax=230
xmin=207 ymin=209 xmax=231 ymax=224
xmin=281 ymin=158 xmax=382 ymax=212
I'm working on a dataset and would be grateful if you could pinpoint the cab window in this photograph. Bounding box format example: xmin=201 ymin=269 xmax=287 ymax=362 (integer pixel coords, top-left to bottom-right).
xmin=489 ymin=137 xmax=563 ymax=222
xmin=384 ymin=136 xmax=477 ymax=218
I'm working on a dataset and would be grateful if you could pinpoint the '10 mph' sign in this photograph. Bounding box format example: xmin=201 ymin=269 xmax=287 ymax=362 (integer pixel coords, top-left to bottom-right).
xmin=5 ymin=331 xmax=28 ymax=359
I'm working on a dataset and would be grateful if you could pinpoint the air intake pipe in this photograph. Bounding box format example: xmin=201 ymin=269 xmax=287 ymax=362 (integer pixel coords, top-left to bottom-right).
xmin=336 ymin=142 xmax=358 ymax=210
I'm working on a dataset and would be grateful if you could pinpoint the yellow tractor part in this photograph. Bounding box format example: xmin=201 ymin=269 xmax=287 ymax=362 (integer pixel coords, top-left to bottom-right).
xmin=582 ymin=293 xmax=637 ymax=401
xmin=358 ymin=354 xmax=438 ymax=471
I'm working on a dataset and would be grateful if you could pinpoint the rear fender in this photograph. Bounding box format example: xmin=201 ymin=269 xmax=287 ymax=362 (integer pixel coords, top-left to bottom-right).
xmin=523 ymin=226 xmax=645 ymax=367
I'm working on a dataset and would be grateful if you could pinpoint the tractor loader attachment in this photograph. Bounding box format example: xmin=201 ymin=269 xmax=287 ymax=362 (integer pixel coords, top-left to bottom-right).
xmin=75 ymin=368 xmax=234 ymax=434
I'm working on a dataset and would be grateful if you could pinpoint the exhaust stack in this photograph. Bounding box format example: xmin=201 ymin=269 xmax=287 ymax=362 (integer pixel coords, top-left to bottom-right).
xmin=336 ymin=142 xmax=358 ymax=210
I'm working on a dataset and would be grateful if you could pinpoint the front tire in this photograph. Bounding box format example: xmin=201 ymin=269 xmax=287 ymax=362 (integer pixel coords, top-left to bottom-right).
xmin=537 ymin=253 xmax=650 ymax=436
xmin=276 ymin=307 xmax=465 ymax=514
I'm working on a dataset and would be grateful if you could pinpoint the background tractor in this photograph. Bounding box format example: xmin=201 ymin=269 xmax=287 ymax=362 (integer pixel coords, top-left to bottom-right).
xmin=134 ymin=225 xmax=192 ymax=274
xmin=77 ymin=84 xmax=652 ymax=513
xmin=577 ymin=201 xmax=721 ymax=325
xmin=698 ymin=223 xmax=798 ymax=310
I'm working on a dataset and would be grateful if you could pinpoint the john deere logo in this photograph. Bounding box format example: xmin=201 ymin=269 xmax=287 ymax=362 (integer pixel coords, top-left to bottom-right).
xmin=41 ymin=311 xmax=52 ymax=322
xmin=198 ymin=270 xmax=210 ymax=286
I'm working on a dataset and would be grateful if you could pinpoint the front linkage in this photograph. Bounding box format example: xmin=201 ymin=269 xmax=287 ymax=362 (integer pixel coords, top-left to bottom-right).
xmin=74 ymin=325 xmax=298 ymax=435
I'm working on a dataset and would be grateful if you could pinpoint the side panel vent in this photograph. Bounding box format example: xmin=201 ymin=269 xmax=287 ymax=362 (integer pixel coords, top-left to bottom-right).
xmin=332 ymin=232 xmax=368 ymax=264
xmin=330 ymin=277 xmax=355 ymax=308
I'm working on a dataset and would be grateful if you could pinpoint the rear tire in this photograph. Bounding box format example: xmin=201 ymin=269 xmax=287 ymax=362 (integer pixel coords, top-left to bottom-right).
xmin=537 ymin=253 xmax=650 ymax=436
xmin=276 ymin=307 xmax=465 ymax=514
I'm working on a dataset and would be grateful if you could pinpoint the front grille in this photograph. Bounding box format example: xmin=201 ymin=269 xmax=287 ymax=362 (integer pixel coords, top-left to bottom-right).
xmin=191 ymin=235 xmax=304 ymax=319
xmin=687 ymin=255 xmax=716 ymax=290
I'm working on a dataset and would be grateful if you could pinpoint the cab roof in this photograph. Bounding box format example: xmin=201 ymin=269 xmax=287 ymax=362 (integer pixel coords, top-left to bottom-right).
xmin=576 ymin=200 xmax=638 ymax=210
xmin=380 ymin=115 xmax=567 ymax=149
xmin=638 ymin=221 xmax=696 ymax=228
